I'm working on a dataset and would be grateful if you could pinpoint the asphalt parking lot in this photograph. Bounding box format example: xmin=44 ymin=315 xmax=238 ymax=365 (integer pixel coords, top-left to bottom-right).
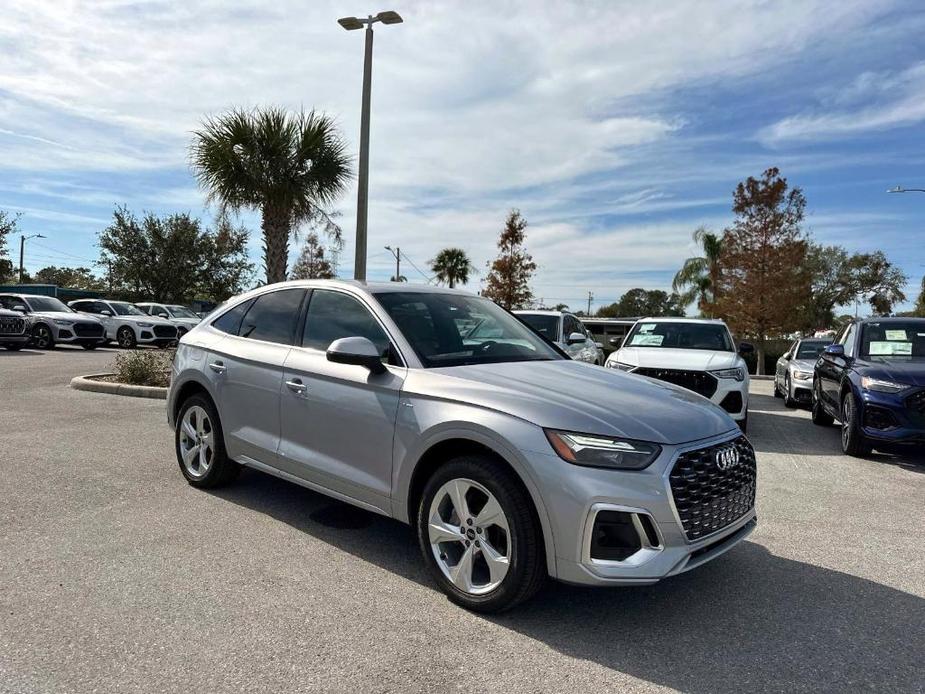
xmin=1 ymin=347 xmax=923 ymax=693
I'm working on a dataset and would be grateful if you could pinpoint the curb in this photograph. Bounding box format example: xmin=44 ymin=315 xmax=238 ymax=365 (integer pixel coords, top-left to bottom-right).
xmin=70 ymin=373 xmax=168 ymax=400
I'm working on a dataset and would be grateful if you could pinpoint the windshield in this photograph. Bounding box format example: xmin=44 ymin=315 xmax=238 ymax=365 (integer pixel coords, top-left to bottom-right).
xmin=167 ymin=305 xmax=198 ymax=319
xmin=110 ymin=302 xmax=146 ymax=316
xmin=374 ymin=292 xmax=562 ymax=368
xmin=24 ymin=296 xmax=72 ymax=313
xmin=516 ymin=313 xmax=560 ymax=340
xmin=796 ymin=340 xmax=831 ymax=360
xmin=625 ymin=321 xmax=734 ymax=351
xmin=860 ymin=321 xmax=925 ymax=360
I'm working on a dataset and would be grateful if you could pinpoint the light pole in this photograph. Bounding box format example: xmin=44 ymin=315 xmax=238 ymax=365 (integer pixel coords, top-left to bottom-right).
xmin=338 ymin=10 xmax=404 ymax=282
xmin=19 ymin=233 xmax=46 ymax=283
xmin=887 ymin=186 xmax=925 ymax=193
xmin=385 ymin=245 xmax=401 ymax=281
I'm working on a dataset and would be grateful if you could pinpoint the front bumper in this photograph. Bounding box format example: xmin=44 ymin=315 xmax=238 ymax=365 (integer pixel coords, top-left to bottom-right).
xmin=51 ymin=322 xmax=106 ymax=345
xmin=527 ymin=430 xmax=757 ymax=586
xmin=1 ymin=333 xmax=31 ymax=345
xmin=858 ymin=388 xmax=925 ymax=448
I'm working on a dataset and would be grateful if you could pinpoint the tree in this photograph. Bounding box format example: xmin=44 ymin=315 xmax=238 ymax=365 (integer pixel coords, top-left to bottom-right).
xmin=713 ymin=167 xmax=811 ymax=374
xmin=799 ymin=243 xmax=855 ymax=331
xmin=553 ymin=303 xmax=569 ymax=312
xmin=597 ymin=288 xmax=685 ymax=318
xmin=0 ymin=211 xmax=20 ymax=282
xmin=431 ymin=247 xmax=475 ymax=288
xmin=847 ymin=251 xmax=907 ymax=315
xmin=33 ymin=266 xmax=104 ymax=290
xmin=482 ymin=210 xmax=536 ymax=309
xmin=98 ymin=206 xmax=254 ymax=303
xmin=290 ymin=232 xmax=336 ymax=280
xmin=191 ymin=107 xmax=351 ymax=284
xmin=914 ymin=276 xmax=925 ymax=317
xmin=672 ymin=226 xmax=723 ymax=316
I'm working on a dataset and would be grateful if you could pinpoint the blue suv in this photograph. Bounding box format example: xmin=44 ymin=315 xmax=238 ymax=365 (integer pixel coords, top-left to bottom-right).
xmin=812 ymin=317 xmax=925 ymax=456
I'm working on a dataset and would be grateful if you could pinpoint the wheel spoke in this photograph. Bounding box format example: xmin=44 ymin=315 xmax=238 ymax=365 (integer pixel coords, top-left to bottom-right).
xmin=181 ymin=419 xmax=197 ymax=441
xmin=449 ymin=545 xmax=475 ymax=591
xmin=447 ymin=480 xmax=471 ymax=523
xmin=428 ymin=518 xmax=465 ymax=545
xmin=199 ymin=443 xmax=210 ymax=471
xmin=479 ymin=537 xmax=510 ymax=584
xmin=183 ymin=443 xmax=200 ymax=467
xmin=201 ymin=431 xmax=213 ymax=449
xmin=195 ymin=413 xmax=207 ymax=436
xmin=474 ymin=495 xmax=506 ymax=530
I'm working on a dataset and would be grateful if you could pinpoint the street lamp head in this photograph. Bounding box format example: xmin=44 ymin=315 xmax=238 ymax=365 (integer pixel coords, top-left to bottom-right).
xmin=887 ymin=186 xmax=904 ymax=193
xmin=337 ymin=16 xmax=364 ymax=30
xmin=376 ymin=10 xmax=403 ymax=24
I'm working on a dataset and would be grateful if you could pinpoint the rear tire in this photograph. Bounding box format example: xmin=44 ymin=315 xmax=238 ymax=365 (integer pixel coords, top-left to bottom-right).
xmin=811 ymin=381 xmax=835 ymax=426
xmin=175 ymin=394 xmax=239 ymax=488
xmin=841 ymin=391 xmax=872 ymax=457
xmin=117 ymin=326 xmax=137 ymax=349
xmin=416 ymin=456 xmax=545 ymax=613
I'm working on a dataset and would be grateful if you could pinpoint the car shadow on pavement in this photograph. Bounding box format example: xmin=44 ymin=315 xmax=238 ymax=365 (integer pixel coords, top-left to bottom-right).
xmin=749 ymin=392 xmax=923 ymax=471
xmin=212 ymin=470 xmax=924 ymax=692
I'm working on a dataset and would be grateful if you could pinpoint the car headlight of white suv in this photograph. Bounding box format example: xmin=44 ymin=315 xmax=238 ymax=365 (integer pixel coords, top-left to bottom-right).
xmin=710 ymin=367 xmax=745 ymax=381
xmin=606 ymin=361 xmax=635 ymax=372
xmin=53 ymin=319 xmax=74 ymax=326
xmin=136 ymin=322 xmax=154 ymax=328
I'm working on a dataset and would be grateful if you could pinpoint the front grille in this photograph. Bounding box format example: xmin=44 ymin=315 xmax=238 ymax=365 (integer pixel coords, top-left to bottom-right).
xmin=74 ymin=322 xmax=104 ymax=337
xmin=0 ymin=316 xmax=26 ymax=336
xmin=669 ymin=436 xmax=757 ymax=541
xmin=634 ymin=367 xmax=718 ymax=398
xmin=153 ymin=325 xmax=177 ymax=338
xmin=905 ymin=390 xmax=925 ymax=415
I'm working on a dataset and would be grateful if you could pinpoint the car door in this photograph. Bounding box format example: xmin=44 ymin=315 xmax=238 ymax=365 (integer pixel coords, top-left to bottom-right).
xmin=819 ymin=324 xmax=854 ymax=409
xmin=279 ymin=288 xmax=406 ymax=511
xmin=208 ymin=288 xmax=306 ymax=466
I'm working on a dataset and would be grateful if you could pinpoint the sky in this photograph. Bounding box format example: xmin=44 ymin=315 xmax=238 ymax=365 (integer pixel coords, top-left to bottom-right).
xmin=1 ymin=0 xmax=924 ymax=314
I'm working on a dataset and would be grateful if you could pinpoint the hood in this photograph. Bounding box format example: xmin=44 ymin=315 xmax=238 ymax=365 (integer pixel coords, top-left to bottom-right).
xmin=172 ymin=317 xmax=201 ymax=328
xmin=855 ymin=359 xmax=925 ymax=388
xmin=123 ymin=314 xmax=172 ymax=325
xmin=406 ymin=359 xmax=737 ymax=445
xmin=32 ymin=310 xmax=101 ymax=324
xmin=613 ymin=346 xmax=740 ymax=371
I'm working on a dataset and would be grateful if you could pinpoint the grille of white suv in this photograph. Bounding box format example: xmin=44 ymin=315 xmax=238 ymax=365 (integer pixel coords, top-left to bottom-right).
xmin=0 ymin=315 xmax=26 ymax=336
xmin=669 ymin=436 xmax=756 ymax=541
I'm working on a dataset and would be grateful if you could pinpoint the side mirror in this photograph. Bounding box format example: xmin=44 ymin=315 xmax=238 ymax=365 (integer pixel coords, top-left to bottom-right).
xmin=566 ymin=331 xmax=586 ymax=345
xmin=609 ymin=337 xmax=621 ymax=346
xmin=738 ymin=342 xmax=754 ymax=354
xmin=595 ymin=342 xmax=604 ymax=349
xmin=100 ymin=310 xmax=112 ymax=317
xmin=157 ymin=312 xmax=169 ymax=319
xmin=824 ymin=344 xmax=845 ymax=358
xmin=326 ymin=336 xmax=386 ymax=374
xmin=12 ymin=304 xmax=28 ymax=313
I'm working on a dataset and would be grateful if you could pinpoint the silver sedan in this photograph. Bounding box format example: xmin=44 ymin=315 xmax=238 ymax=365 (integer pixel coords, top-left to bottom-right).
xmin=774 ymin=337 xmax=833 ymax=408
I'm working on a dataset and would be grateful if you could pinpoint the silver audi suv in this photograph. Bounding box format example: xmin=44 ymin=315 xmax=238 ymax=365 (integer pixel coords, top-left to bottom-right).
xmin=168 ymin=281 xmax=757 ymax=612
xmin=0 ymin=293 xmax=106 ymax=349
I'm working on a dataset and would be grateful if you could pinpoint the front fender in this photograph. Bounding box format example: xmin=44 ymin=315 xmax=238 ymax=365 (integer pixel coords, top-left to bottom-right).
xmin=391 ymin=397 xmax=560 ymax=578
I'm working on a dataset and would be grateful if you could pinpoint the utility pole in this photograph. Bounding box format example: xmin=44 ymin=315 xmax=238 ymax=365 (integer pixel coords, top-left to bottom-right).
xmin=587 ymin=290 xmax=593 ymax=315
xmin=18 ymin=233 xmax=45 ymax=283
xmin=385 ymin=245 xmax=401 ymax=281
xmin=338 ymin=11 xmax=404 ymax=281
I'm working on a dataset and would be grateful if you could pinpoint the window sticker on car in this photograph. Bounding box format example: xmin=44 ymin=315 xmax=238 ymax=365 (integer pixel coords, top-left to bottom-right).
xmin=630 ymin=334 xmax=664 ymax=346
xmin=869 ymin=341 xmax=912 ymax=356
xmin=884 ymin=329 xmax=907 ymax=341
xmin=638 ymin=323 xmax=656 ymax=333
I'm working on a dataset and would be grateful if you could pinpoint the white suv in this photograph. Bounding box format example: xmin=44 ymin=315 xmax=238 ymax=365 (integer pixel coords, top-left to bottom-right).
xmin=69 ymin=299 xmax=178 ymax=348
xmin=136 ymin=302 xmax=202 ymax=337
xmin=605 ymin=317 xmax=752 ymax=431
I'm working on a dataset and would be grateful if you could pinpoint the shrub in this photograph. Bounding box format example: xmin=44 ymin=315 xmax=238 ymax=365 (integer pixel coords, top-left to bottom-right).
xmin=111 ymin=348 xmax=174 ymax=387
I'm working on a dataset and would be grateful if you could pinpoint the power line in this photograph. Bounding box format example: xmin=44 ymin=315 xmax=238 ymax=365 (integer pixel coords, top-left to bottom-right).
xmin=29 ymin=240 xmax=97 ymax=264
xmin=398 ymin=251 xmax=434 ymax=283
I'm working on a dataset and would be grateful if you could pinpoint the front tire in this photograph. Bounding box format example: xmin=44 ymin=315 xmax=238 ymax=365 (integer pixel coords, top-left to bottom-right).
xmin=416 ymin=456 xmax=545 ymax=613
xmin=117 ymin=326 xmax=137 ymax=349
xmin=175 ymin=394 xmax=239 ymax=488
xmin=32 ymin=324 xmax=55 ymax=350
xmin=841 ymin=392 xmax=871 ymax=457
xmin=812 ymin=381 xmax=835 ymax=426
xmin=783 ymin=374 xmax=797 ymax=408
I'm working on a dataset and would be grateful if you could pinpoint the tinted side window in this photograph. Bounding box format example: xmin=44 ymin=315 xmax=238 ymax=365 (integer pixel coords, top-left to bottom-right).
xmin=302 ymin=290 xmax=389 ymax=356
xmin=564 ymin=315 xmax=581 ymax=338
xmin=212 ymin=298 xmax=255 ymax=336
xmin=237 ymin=290 xmax=305 ymax=344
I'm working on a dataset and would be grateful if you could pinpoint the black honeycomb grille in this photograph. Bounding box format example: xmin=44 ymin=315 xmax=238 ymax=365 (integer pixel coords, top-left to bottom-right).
xmin=153 ymin=325 xmax=177 ymax=338
xmin=74 ymin=322 xmax=104 ymax=337
xmin=905 ymin=390 xmax=925 ymax=415
xmin=669 ymin=436 xmax=757 ymax=541
xmin=0 ymin=315 xmax=26 ymax=336
xmin=633 ymin=368 xmax=718 ymax=398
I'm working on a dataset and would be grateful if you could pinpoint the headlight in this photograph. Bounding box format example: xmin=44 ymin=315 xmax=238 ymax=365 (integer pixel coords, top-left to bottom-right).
xmin=53 ymin=319 xmax=74 ymax=326
xmin=545 ymin=430 xmax=661 ymax=470
xmin=710 ymin=367 xmax=745 ymax=382
xmin=136 ymin=322 xmax=154 ymax=328
xmin=606 ymin=361 xmax=635 ymax=372
xmin=792 ymin=370 xmax=813 ymax=381
xmin=861 ymin=376 xmax=910 ymax=394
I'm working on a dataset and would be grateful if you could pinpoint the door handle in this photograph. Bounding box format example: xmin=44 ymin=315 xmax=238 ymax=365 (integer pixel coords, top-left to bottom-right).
xmin=209 ymin=361 xmax=226 ymax=374
xmin=285 ymin=379 xmax=307 ymax=394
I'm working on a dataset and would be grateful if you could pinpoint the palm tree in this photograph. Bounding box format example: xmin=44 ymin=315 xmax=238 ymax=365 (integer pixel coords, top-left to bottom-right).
xmin=191 ymin=107 xmax=351 ymax=284
xmin=431 ymin=247 xmax=475 ymax=288
xmin=672 ymin=226 xmax=723 ymax=316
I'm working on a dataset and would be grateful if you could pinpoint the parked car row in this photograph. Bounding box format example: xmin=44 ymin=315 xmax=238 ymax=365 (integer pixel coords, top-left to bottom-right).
xmin=0 ymin=292 xmax=199 ymax=350
xmin=168 ymin=281 xmax=759 ymax=613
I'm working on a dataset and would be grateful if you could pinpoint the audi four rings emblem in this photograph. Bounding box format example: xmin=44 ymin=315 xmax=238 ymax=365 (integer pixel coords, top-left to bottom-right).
xmin=715 ymin=446 xmax=740 ymax=471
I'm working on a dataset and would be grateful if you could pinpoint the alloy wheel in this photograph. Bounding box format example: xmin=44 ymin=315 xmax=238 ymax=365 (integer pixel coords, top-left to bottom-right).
xmin=427 ymin=478 xmax=511 ymax=595
xmin=33 ymin=326 xmax=51 ymax=349
xmin=179 ymin=405 xmax=214 ymax=478
xmin=841 ymin=396 xmax=853 ymax=449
